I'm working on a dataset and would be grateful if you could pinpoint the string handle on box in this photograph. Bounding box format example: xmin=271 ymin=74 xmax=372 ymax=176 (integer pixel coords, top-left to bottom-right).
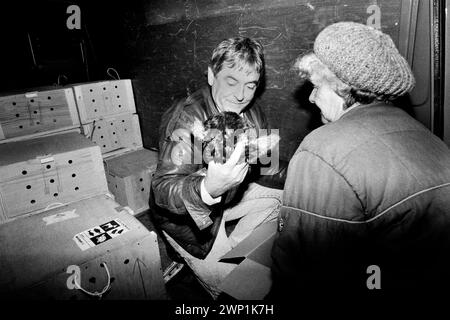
xmin=57 ymin=74 xmax=68 ymax=86
xmin=74 ymin=262 xmax=111 ymax=299
xmin=106 ymin=68 xmax=120 ymax=80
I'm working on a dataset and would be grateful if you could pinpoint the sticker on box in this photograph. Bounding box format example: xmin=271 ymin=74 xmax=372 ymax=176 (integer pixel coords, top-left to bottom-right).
xmin=73 ymin=218 xmax=130 ymax=251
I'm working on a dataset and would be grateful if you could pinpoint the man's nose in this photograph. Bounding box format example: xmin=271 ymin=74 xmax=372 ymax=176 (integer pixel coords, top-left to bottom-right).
xmin=235 ymin=85 xmax=245 ymax=102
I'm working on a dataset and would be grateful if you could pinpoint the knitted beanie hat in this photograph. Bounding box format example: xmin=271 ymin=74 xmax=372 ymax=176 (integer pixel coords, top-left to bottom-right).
xmin=313 ymin=21 xmax=415 ymax=97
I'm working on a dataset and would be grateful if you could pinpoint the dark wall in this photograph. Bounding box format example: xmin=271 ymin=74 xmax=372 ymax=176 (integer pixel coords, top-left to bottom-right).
xmin=0 ymin=0 xmax=403 ymax=161
xmin=0 ymin=0 xmax=144 ymax=90
xmin=0 ymin=1 xmax=89 ymax=91
xmin=127 ymin=0 xmax=402 ymax=161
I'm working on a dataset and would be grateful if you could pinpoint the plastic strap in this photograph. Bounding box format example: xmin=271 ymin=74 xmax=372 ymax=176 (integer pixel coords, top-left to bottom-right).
xmin=74 ymin=262 xmax=111 ymax=299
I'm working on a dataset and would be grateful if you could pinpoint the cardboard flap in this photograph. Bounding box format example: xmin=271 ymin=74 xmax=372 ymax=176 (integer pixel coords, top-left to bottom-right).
xmin=219 ymin=221 xmax=277 ymax=266
xmin=218 ymin=259 xmax=272 ymax=300
xmin=105 ymin=149 xmax=158 ymax=177
xmin=246 ymin=233 xmax=276 ymax=267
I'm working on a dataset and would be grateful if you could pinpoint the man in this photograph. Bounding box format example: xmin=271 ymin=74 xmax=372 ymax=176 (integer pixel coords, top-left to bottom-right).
xmin=150 ymin=37 xmax=285 ymax=298
xmin=270 ymin=22 xmax=450 ymax=299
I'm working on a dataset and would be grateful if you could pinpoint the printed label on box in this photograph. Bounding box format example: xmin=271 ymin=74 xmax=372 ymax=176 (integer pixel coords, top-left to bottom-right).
xmin=73 ymin=218 xmax=130 ymax=251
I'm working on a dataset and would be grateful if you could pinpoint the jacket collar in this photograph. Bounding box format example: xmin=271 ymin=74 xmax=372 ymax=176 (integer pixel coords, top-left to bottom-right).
xmin=201 ymin=86 xmax=221 ymax=115
xmin=340 ymin=100 xmax=390 ymax=120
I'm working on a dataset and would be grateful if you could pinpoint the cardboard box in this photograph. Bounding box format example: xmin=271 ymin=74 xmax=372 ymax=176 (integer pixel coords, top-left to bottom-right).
xmin=104 ymin=149 xmax=159 ymax=215
xmin=0 ymin=194 xmax=167 ymax=300
xmin=0 ymin=132 xmax=108 ymax=222
xmin=82 ymin=113 xmax=143 ymax=155
xmin=218 ymin=220 xmax=277 ymax=300
xmin=73 ymin=79 xmax=136 ymax=124
xmin=0 ymin=87 xmax=79 ymax=141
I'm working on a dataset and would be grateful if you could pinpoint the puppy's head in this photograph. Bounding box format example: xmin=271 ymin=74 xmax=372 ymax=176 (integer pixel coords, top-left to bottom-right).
xmin=202 ymin=112 xmax=250 ymax=164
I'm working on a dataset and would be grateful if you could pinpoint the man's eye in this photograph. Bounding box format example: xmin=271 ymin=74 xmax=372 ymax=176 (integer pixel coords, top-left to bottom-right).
xmin=247 ymin=84 xmax=256 ymax=90
xmin=227 ymin=80 xmax=237 ymax=86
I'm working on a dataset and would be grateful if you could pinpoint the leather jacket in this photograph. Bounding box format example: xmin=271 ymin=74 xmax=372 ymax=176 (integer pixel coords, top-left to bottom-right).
xmin=150 ymin=86 xmax=287 ymax=259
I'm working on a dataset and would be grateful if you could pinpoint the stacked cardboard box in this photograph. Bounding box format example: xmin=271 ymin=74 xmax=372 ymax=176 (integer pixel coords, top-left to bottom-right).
xmin=0 ymin=194 xmax=166 ymax=300
xmin=72 ymin=79 xmax=158 ymax=215
xmin=74 ymin=80 xmax=142 ymax=155
xmin=0 ymin=87 xmax=80 ymax=143
xmin=0 ymin=132 xmax=108 ymax=223
xmin=103 ymin=148 xmax=159 ymax=214
xmin=0 ymin=81 xmax=166 ymax=299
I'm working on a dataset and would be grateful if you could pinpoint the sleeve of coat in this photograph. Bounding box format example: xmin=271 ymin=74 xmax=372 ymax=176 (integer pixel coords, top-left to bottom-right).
xmin=270 ymin=149 xmax=368 ymax=297
xmin=151 ymin=113 xmax=215 ymax=230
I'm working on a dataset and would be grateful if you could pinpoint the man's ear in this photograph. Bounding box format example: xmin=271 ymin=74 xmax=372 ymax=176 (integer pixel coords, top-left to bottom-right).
xmin=207 ymin=67 xmax=215 ymax=86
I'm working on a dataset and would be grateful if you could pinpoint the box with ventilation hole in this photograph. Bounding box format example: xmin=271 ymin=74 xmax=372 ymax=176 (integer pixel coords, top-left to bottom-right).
xmin=0 ymin=131 xmax=108 ymax=223
xmin=81 ymin=113 xmax=143 ymax=155
xmin=103 ymin=149 xmax=159 ymax=215
xmin=0 ymin=87 xmax=79 ymax=142
xmin=72 ymin=79 xmax=136 ymax=124
xmin=0 ymin=194 xmax=167 ymax=300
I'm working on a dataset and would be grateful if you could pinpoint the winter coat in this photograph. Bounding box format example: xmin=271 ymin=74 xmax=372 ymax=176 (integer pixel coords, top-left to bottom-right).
xmin=270 ymin=102 xmax=450 ymax=298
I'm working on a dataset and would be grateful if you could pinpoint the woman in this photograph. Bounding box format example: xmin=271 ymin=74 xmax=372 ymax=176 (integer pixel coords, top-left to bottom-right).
xmin=270 ymin=22 xmax=450 ymax=298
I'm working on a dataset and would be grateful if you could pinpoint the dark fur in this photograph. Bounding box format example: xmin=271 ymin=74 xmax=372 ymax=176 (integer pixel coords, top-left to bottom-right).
xmin=203 ymin=112 xmax=249 ymax=163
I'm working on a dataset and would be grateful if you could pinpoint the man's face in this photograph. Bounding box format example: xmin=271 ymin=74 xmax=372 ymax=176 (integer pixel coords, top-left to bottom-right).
xmin=309 ymin=80 xmax=345 ymax=124
xmin=208 ymin=64 xmax=260 ymax=114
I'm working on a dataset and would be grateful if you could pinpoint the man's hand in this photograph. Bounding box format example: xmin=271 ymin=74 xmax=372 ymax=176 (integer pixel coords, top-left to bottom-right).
xmin=248 ymin=132 xmax=280 ymax=164
xmin=203 ymin=140 xmax=249 ymax=198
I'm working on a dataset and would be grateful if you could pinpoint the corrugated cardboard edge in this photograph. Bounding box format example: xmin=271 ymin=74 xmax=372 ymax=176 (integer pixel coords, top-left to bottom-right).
xmin=65 ymin=88 xmax=80 ymax=126
xmin=0 ymin=123 xmax=4 ymax=140
xmin=0 ymin=127 xmax=82 ymax=145
xmin=72 ymin=85 xmax=88 ymax=124
xmin=131 ymin=113 xmax=143 ymax=148
xmin=124 ymin=79 xmax=137 ymax=114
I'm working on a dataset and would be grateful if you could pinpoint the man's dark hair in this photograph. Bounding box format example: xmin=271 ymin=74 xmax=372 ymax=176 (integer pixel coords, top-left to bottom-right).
xmin=209 ymin=37 xmax=265 ymax=77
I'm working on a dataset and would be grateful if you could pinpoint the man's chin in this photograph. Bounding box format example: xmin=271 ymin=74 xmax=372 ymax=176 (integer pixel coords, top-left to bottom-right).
xmin=222 ymin=102 xmax=247 ymax=114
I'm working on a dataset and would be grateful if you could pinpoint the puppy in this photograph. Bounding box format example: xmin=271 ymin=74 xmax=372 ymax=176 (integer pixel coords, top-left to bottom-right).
xmin=202 ymin=111 xmax=250 ymax=164
xmin=191 ymin=111 xmax=280 ymax=165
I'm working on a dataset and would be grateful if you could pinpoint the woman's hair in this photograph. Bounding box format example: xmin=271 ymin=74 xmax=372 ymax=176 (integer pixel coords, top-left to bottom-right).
xmin=295 ymin=52 xmax=385 ymax=109
xmin=209 ymin=37 xmax=265 ymax=77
